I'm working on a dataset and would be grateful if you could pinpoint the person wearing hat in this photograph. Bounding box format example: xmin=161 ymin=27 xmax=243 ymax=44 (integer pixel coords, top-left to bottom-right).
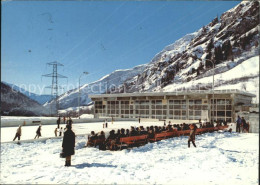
xmin=62 ymin=125 xmax=75 ymax=166
xmin=13 ymin=125 xmax=22 ymax=141
xmin=34 ymin=125 xmax=42 ymax=139
xmin=188 ymin=124 xmax=197 ymax=148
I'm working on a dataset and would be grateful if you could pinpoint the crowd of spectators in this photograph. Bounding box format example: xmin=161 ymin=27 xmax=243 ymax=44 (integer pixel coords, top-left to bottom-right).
xmin=86 ymin=121 xmax=229 ymax=150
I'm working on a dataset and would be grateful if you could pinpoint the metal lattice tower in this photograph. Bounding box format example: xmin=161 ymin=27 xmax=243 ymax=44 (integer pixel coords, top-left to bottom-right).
xmin=42 ymin=61 xmax=67 ymax=116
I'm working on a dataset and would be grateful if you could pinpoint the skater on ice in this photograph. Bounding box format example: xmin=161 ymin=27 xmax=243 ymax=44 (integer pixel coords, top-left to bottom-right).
xmin=59 ymin=127 xmax=64 ymax=136
xmin=63 ymin=116 xmax=66 ymax=124
xmin=34 ymin=125 xmax=42 ymax=139
xmin=54 ymin=128 xmax=58 ymax=137
xmin=57 ymin=116 xmax=61 ymax=128
xmin=13 ymin=125 xmax=22 ymax=141
xmin=67 ymin=117 xmax=73 ymax=127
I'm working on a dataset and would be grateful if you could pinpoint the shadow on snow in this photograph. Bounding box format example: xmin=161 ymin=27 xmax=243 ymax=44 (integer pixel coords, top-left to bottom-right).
xmin=74 ymin=162 xmax=117 ymax=169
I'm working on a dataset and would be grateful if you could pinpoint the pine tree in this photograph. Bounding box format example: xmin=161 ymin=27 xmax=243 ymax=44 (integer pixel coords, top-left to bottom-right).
xmin=214 ymin=45 xmax=223 ymax=65
xmin=205 ymin=53 xmax=213 ymax=68
xmin=206 ymin=38 xmax=214 ymax=53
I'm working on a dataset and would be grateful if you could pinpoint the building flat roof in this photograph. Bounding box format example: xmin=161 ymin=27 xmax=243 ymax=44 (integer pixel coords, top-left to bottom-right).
xmin=89 ymin=89 xmax=256 ymax=98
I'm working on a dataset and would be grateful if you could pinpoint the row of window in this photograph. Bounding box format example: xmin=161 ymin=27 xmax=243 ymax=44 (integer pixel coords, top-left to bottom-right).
xmin=94 ymin=99 xmax=233 ymax=119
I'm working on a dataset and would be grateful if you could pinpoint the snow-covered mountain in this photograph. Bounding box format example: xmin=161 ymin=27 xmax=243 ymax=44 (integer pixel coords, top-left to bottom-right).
xmin=44 ymin=64 xmax=147 ymax=109
xmin=1 ymin=82 xmax=49 ymax=116
xmin=46 ymin=1 xmax=259 ymax=110
xmin=2 ymin=82 xmax=53 ymax=105
xmin=116 ymin=1 xmax=259 ymax=99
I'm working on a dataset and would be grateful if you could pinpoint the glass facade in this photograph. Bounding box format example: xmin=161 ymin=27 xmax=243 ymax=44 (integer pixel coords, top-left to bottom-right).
xmin=107 ymin=101 xmax=119 ymax=117
xmin=93 ymin=96 xmax=236 ymax=123
xmin=151 ymin=100 xmax=167 ymax=120
xmin=188 ymin=100 xmax=208 ymax=120
xmin=135 ymin=100 xmax=149 ymax=118
xmin=169 ymin=100 xmax=186 ymax=120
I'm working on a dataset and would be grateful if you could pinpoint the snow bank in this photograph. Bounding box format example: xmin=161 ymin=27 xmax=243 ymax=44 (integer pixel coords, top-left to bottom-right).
xmin=1 ymin=132 xmax=258 ymax=184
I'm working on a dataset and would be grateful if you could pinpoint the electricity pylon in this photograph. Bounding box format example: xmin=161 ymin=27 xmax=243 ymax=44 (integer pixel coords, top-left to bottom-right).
xmin=42 ymin=61 xmax=67 ymax=116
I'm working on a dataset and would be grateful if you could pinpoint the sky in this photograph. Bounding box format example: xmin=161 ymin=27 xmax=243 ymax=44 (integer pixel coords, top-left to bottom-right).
xmin=1 ymin=1 xmax=241 ymax=95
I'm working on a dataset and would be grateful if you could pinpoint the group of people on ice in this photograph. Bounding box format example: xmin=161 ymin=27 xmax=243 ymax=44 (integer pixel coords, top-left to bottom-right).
xmin=13 ymin=116 xmax=74 ymax=142
xmin=56 ymin=116 xmax=73 ymax=128
xmin=55 ymin=116 xmax=73 ymax=137
xmin=13 ymin=124 xmax=43 ymax=141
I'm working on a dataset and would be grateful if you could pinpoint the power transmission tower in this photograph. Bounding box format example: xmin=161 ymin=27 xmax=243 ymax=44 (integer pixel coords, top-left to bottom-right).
xmin=42 ymin=61 xmax=67 ymax=116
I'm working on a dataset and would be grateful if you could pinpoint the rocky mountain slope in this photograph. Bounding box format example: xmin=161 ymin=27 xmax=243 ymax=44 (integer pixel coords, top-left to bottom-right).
xmin=2 ymin=81 xmax=53 ymax=105
xmin=46 ymin=0 xmax=259 ymax=111
xmin=117 ymin=0 xmax=259 ymax=94
xmin=1 ymin=82 xmax=49 ymax=116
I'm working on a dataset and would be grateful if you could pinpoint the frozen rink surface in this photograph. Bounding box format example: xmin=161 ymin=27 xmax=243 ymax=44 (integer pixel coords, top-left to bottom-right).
xmin=0 ymin=121 xmax=258 ymax=184
xmin=1 ymin=121 xmax=166 ymax=143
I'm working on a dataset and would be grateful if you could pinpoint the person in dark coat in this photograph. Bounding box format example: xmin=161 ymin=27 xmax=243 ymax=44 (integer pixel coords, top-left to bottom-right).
xmin=62 ymin=125 xmax=75 ymax=166
xmin=236 ymin=116 xmax=242 ymax=133
xmin=241 ymin=117 xmax=248 ymax=133
xmin=57 ymin=116 xmax=61 ymax=128
xmin=105 ymin=130 xmax=117 ymax=150
xmin=188 ymin=124 xmax=197 ymax=148
xmin=67 ymin=117 xmax=73 ymax=127
xmin=34 ymin=125 xmax=42 ymax=139
xmin=86 ymin=131 xmax=98 ymax=147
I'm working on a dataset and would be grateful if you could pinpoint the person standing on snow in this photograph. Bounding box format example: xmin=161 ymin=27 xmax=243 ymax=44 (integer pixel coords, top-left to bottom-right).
xmin=188 ymin=124 xmax=197 ymax=148
xmin=241 ymin=117 xmax=248 ymax=133
xmin=62 ymin=125 xmax=75 ymax=166
xmin=13 ymin=125 xmax=22 ymax=141
xmin=236 ymin=115 xmax=242 ymax=133
xmin=34 ymin=125 xmax=42 ymax=139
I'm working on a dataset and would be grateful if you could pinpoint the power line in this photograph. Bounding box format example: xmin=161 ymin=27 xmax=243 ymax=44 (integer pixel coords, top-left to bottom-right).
xmin=42 ymin=61 xmax=67 ymax=116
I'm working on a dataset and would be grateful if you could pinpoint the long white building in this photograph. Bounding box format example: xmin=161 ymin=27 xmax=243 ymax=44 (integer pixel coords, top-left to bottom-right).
xmin=89 ymin=89 xmax=255 ymax=123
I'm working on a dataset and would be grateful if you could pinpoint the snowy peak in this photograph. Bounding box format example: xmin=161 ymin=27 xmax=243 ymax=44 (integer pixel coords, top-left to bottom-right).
xmin=150 ymin=32 xmax=198 ymax=65
xmin=117 ymin=0 xmax=259 ymax=93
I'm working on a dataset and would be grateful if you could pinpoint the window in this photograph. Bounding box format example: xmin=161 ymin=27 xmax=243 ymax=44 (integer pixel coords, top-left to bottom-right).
xmin=210 ymin=99 xmax=232 ymax=122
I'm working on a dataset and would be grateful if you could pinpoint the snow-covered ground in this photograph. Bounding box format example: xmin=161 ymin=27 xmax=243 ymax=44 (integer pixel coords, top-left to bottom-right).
xmin=0 ymin=121 xmax=258 ymax=184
